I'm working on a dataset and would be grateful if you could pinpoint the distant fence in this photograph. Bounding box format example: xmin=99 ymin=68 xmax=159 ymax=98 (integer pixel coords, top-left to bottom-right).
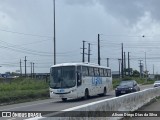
xmin=0 ymin=73 xmax=50 ymax=83
xmin=22 ymin=73 xmax=50 ymax=80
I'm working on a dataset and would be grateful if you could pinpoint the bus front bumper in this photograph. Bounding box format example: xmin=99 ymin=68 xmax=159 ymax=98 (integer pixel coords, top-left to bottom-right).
xmin=50 ymin=90 xmax=77 ymax=99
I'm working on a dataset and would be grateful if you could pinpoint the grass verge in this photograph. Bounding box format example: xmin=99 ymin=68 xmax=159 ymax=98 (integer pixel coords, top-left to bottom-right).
xmin=0 ymin=77 xmax=49 ymax=105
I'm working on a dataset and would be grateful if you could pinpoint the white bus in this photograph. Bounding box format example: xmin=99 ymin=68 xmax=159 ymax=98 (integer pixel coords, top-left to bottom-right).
xmin=49 ymin=63 xmax=112 ymax=101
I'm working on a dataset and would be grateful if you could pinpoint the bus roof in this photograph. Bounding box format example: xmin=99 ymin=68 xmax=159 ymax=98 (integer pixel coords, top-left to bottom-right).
xmin=51 ymin=63 xmax=110 ymax=69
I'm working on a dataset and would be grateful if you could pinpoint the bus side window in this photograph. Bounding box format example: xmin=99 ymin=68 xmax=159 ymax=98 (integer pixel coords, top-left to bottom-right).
xmin=104 ymin=69 xmax=107 ymax=77
xmin=94 ymin=67 xmax=99 ymax=76
xmin=100 ymin=68 xmax=104 ymax=77
xmin=89 ymin=67 xmax=94 ymax=76
xmin=82 ymin=66 xmax=88 ymax=77
xmin=77 ymin=72 xmax=82 ymax=86
xmin=77 ymin=66 xmax=82 ymax=86
xmin=108 ymin=69 xmax=111 ymax=77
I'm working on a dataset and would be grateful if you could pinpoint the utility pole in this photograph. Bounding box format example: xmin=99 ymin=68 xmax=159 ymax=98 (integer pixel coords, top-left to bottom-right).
xmin=128 ymin=52 xmax=130 ymax=76
xmin=33 ymin=63 xmax=35 ymax=78
xmin=30 ymin=62 xmax=32 ymax=78
xmin=118 ymin=59 xmax=121 ymax=78
xmin=153 ymin=64 xmax=154 ymax=75
xmin=124 ymin=52 xmax=126 ymax=75
xmin=20 ymin=59 xmax=22 ymax=77
xmin=139 ymin=60 xmax=143 ymax=78
xmin=24 ymin=56 xmax=27 ymax=77
xmin=145 ymin=52 xmax=147 ymax=76
xmin=81 ymin=40 xmax=86 ymax=62
xmin=98 ymin=34 xmax=100 ymax=65
xmin=53 ymin=0 xmax=56 ymax=65
xmin=88 ymin=43 xmax=91 ymax=63
xmin=107 ymin=58 xmax=109 ymax=67
xmin=121 ymin=43 xmax=124 ymax=78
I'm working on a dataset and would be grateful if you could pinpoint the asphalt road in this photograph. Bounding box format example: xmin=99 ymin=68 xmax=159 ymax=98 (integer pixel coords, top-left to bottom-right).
xmin=0 ymin=84 xmax=153 ymax=120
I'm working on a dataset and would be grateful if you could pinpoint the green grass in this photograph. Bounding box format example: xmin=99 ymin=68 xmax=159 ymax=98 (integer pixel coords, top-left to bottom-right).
xmin=0 ymin=77 xmax=49 ymax=105
xmin=112 ymin=78 xmax=121 ymax=88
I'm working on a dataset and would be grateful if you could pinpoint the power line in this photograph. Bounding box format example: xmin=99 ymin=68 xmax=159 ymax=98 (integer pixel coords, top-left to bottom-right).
xmin=12 ymin=39 xmax=51 ymax=46
xmin=0 ymin=45 xmax=52 ymax=56
xmin=0 ymin=41 xmax=80 ymax=57
xmin=100 ymin=34 xmax=143 ymax=37
xmin=0 ymin=40 xmax=53 ymax=54
xmin=0 ymin=29 xmax=52 ymax=38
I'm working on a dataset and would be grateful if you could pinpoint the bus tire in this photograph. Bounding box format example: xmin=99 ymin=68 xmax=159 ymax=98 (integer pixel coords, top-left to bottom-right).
xmin=103 ymin=87 xmax=107 ymax=96
xmin=84 ymin=89 xmax=89 ymax=100
xmin=99 ymin=87 xmax=107 ymax=96
xmin=62 ymin=98 xmax=67 ymax=101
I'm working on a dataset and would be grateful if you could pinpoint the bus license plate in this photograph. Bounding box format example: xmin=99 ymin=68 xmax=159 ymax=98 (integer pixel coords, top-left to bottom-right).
xmin=57 ymin=89 xmax=65 ymax=93
xmin=59 ymin=95 xmax=64 ymax=97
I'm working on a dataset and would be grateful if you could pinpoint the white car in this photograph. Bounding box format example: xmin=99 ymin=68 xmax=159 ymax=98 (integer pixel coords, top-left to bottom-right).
xmin=153 ymin=80 xmax=160 ymax=87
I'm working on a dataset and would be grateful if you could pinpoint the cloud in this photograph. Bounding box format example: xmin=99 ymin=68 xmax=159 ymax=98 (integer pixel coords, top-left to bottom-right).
xmin=99 ymin=0 xmax=160 ymax=26
xmin=65 ymin=0 xmax=160 ymax=26
xmin=1 ymin=0 xmax=160 ymax=73
xmin=65 ymin=0 xmax=96 ymax=6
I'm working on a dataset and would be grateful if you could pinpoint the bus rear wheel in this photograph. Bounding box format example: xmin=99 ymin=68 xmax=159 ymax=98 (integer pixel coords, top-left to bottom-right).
xmin=103 ymin=87 xmax=107 ymax=96
xmin=62 ymin=98 xmax=67 ymax=101
xmin=99 ymin=87 xmax=107 ymax=96
xmin=84 ymin=89 xmax=89 ymax=100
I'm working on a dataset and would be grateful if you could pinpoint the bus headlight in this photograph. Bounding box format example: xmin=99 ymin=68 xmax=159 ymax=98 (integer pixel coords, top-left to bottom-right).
xmin=50 ymin=91 xmax=54 ymax=94
xmin=71 ymin=89 xmax=76 ymax=93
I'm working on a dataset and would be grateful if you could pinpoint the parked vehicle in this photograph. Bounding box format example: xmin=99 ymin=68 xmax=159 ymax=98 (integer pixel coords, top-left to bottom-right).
xmin=115 ymin=80 xmax=140 ymax=97
xmin=153 ymin=80 xmax=160 ymax=87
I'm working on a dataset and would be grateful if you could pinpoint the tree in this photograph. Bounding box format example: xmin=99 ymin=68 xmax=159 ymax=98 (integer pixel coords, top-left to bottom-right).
xmin=132 ymin=70 xmax=140 ymax=77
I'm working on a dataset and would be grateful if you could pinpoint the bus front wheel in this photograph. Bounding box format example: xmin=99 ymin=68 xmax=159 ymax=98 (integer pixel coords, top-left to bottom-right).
xmin=62 ymin=98 xmax=67 ymax=101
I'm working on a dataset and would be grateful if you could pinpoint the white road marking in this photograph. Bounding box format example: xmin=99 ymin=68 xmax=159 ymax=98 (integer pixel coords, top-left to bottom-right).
xmin=1 ymin=100 xmax=53 ymax=111
xmin=7 ymin=118 xmax=16 ymax=120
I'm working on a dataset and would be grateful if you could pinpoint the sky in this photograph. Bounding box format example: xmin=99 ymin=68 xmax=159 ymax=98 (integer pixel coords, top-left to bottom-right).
xmin=0 ymin=0 xmax=160 ymax=74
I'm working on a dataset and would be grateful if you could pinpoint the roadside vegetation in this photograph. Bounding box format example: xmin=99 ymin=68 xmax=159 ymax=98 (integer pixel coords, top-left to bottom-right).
xmin=112 ymin=77 xmax=155 ymax=88
xmin=112 ymin=69 xmax=157 ymax=88
xmin=0 ymin=77 xmax=49 ymax=105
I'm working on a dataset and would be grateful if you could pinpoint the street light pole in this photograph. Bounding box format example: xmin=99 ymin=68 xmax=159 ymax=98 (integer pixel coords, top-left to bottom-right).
xmin=118 ymin=59 xmax=121 ymax=78
xmin=98 ymin=34 xmax=100 ymax=65
xmin=107 ymin=58 xmax=109 ymax=67
xmin=53 ymin=0 xmax=56 ymax=65
xmin=121 ymin=43 xmax=124 ymax=78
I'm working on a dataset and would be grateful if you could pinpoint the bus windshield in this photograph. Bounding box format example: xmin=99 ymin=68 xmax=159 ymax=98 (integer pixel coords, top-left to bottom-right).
xmin=50 ymin=66 xmax=76 ymax=89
